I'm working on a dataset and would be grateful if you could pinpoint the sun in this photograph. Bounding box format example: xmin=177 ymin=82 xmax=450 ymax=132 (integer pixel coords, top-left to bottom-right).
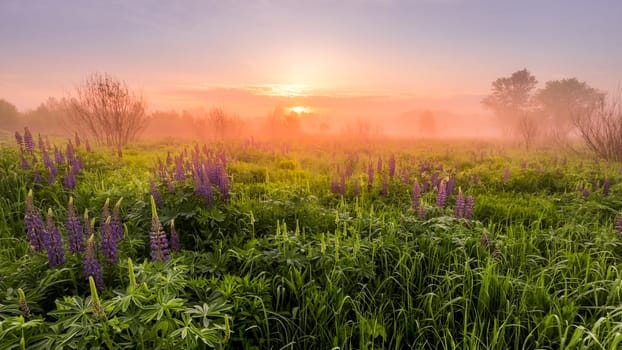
xmin=289 ymin=106 xmax=311 ymax=114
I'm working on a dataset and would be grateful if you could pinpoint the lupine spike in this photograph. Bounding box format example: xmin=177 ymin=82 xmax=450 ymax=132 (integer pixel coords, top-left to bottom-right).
xmin=65 ymin=197 xmax=84 ymax=254
xmin=84 ymin=234 xmax=104 ymax=291
xmin=465 ymin=195 xmax=475 ymax=219
xmin=44 ymin=208 xmax=66 ymax=266
xmin=412 ymin=180 xmax=421 ymax=210
xmin=89 ymin=276 xmax=105 ymax=319
xmin=454 ymin=188 xmax=465 ymax=219
xmin=24 ymin=189 xmax=46 ymax=252
xmin=111 ymin=198 xmax=124 ymax=242
xmin=17 ymin=288 xmax=31 ymax=320
xmin=170 ymin=219 xmax=180 ymax=252
xmin=436 ymin=180 xmax=447 ymax=208
xmin=101 ymin=216 xmax=118 ymax=265
xmin=150 ymin=195 xmax=170 ymax=262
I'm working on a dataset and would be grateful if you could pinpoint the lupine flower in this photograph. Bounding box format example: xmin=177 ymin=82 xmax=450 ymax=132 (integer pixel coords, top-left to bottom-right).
xmin=603 ymin=179 xmax=611 ymax=196
xmin=17 ymin=288 xmax=31 ymax=320
xmin=465 ymin=195 xmax=475 ymax=219
xmin=89 ymin=275 xmax=105 ymax=318
xmin=24 ymin=190 xmax=45 ymax=252
xmin=111 ymin=198 xmax=124 ymax=241
xmin=47 ymin=168 xmax=56 ymax=184
xmin=63 ymin=168 xmax=76 ymax=189
xmin=174 ymin=156 xmax=185 ymax=182
xmin=74 ymin=131 xmax=81 ymax=147
xmin=582 ymin=187 xmax=590 ymax=198
xmin=15 ymin=131 xmax=23 ymax=150
xmin=65 ymin=197 xmax=84 ymax=254
xmin=454 ymin=189 xmax=465 ymax=219
xmin=83 ymin=233 xmax=104 ymax=291
xmin=101 ymin=216 xmax=117 ymax=265
xmin=170 ymin=219 xmax=180 ymax=252
xmin=149 ymin=195 xmax=170 ymax=262
xmin=200 ymin=171 xmax=213 ymax=208
xmin=521 ymin=161 xmax=527 ymax=170
xmin=21 ymin=156 xmax=30 ymax=170
xmin=54 ymin=146 xmax=65 ymax=165
xmin=436 ymin=180 xmax=447 ymax=208
xmin=37 ymin=134 xmax=46 ymax=153
xmin=503 ymin=167 xmax=510 ymax=182
xmin=412 ymin=180 xmax=421 ymax=210
xmin=352 ymin=178 xmax=359 ymax=197
xmin=33 ymin=169 xmax=42 ymax=183
xmin=218 ymin=165 xmax=229 ymax=202
xmin=423 ymin=180 xmax=429 ymax=193
xmin=149 ymin=180 xmax=163 ymax=208
xmin=377 ymin=156 xmax=382 ymax=173
xmin=388 ymin=155 xmax=396 ymax=178
xmin=66 ymin=141 xmax=75 ymax=164
xmin=44 ymin=208 xmax=66 ymax=266
xmin=23 ymin=127 xmax=35 ymax=154
xmin=340 ymin=172 xmax=346 ymax=196
xmin=367 ymin=163 xmax=374 ymax=192
xmin=431 ymin=173 xmax=439 ymax=189
xmin=446 ymin=177 xmax=455 ymax=196
xmin=85 ymin=139 xmax=92 ymax=153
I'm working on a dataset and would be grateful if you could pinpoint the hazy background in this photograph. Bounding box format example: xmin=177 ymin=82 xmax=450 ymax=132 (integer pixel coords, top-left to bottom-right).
xmin=1 ymin=0 xmax=621 ymax=139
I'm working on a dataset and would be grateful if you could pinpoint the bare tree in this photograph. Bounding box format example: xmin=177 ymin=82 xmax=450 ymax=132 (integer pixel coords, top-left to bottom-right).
xmin=68 ymin=73 xmax=147 ymax=147
xmin=516 ymin=111 xmax=539 ymax=150
xmin=572 ymin=92 xmax=622 ymax=161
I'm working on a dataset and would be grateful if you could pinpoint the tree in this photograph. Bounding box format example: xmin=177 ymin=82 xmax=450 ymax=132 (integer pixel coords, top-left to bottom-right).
xmin=572 ymin=92 xmax=622 ymax=161
xmin=0 ymin=99 xmax=19 ymax=131
xmin=534 ymin=78 xmax=604 ymax=141
xmin=482 ymin=69 xmax=539 ymax=147
xmin=67 ymin=73 xmax=147 ymax=147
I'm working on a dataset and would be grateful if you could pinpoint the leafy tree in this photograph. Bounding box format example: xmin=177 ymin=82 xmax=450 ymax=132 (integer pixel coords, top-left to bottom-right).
xmin=482 ymin=69 xmax=539 ymax=148
xmin=67 ymin=73 xmax=147 ymax=147
xmin=535 ymin=78 xmax=604 ymax=141
xmin=0 ymin=99 xmax=19 ymax=131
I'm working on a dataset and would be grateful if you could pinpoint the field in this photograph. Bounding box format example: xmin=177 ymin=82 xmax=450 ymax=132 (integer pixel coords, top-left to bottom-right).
xmin=2 ymin=131 xmax=622 ymax=349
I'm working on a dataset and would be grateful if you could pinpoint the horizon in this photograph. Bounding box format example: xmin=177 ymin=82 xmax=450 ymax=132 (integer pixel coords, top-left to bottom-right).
xmin=1 ymin=0 xmax=621 ymax=134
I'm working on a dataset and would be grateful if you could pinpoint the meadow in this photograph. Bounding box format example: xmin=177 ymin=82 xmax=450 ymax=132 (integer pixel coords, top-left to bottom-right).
xmin=1 ymin=129 xmax=622 ymax=349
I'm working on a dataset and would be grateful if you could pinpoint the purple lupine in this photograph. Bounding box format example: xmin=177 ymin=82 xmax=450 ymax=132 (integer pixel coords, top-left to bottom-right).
xmin=340 ymin=172 xmax=346 ymax=196
xmin=465 ymin=196 xmax=475 ymax=219
xmin=423 ymin=180 xmax=429 ymax=193
xmin=83 ymin=233 xmax=104 ymax=291
xmin=37 ymin=134 xmax=46 ymax=154
xmin=66 ymin=141 xmax=75 ymax=164
xmin=381 ymin=175 xmax=388 ymax=197
xmin=44 ymin=208 xmax=65 ymax=266
xmin=85 ymin=139 xmax=92 ymax=153
xmin=174 ymin=156 xmax=185 ymax=182
xmin=54 ymin=146 xmax=65 ymax=165
xmin=99 ymin=198 xmax=110 ymax=236
xmin=47 ymin=168 xmax=56 ymax=185
xmin=24 ymin=190 xmax=45 ymax=252
xmin=74 ymin=131 xmax=81 ymax=147
xmin=101 ymin=216 xmax=118 ymax=265
xmin=436 ymin=180 xmax=447 ymax=208
xmin=446 ymin=177 xmax=455 ymax=196
xmin=15 ymin=131 xmax=23 ymax=150
xmin=377 ymin=156 xmax=383 ymax=173
xmin=582 ymin=187 xmax=590 ymax=198
xmin=111 ymin=198 xmax=124 ymax=242
xmin=431 ymin=173 xmax=439 ymax=189
xmin=149 ymin=195 xmax=170 ymax=262
xmin=367 ymin=163 xmax=374 ymax=192
xmin=23 ymin=127 xmax=35 ymax=154
xmin=21 ymin=156 xmax=30 ymax=170
xmin=65 ymin=197 xmax=84 ymax=254
xmin=603 ymin=179 xmax=611 ymax=196
xmin=521 ymin=161 xmax=527 ymax=170
xmin=503 ymin=167 xmax=510 ymax=182
xmin=412 ymin=180 xmax=421 ymax=210
xmin=199 ymin=171 xmax=213 ymax=208
xmin=330 ymin=177 xmax=339 ymax=194
xmin=352 ymin=178 xmax=359 ymax=197
xmin=41 ymin=148 xmax=53 ymax=169
xmin=170 ymin=219 xmax=180 ymax=253
xmin=149 ymin=180 xmax=163 ymax=208
xmin=218 ymin=165 xmax=229 ymax=202
xmin=33 ymin=170 xmax=42 ymax=183
xmin=63 ymin=168 xmax=76 ymax=189
xmin=388 ymin=155 xmax=396 ymax=178
xmin=454 ymin=189 xmax=465 ymax=219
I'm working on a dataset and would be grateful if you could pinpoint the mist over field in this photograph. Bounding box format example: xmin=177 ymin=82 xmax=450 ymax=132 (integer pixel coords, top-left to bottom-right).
xmin=2 ymin=1 xmax=622 ymax=349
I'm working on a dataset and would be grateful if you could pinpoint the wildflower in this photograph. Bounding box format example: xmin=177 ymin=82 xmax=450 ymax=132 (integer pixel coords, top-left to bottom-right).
xmin=446 ymin=176 xmax=455 ymax=196
xmin=200 ymin=171 xmax=213 ymax=208
xmin=44 ymin=208 xmax=66 ymax=266
xmin=65 ymin=197 xmax=84 ymax=254
xmin=54 ymin=145 xmax=65 ymax=165
xmin=63 ymin=167 xmax=76 ymax=189
xmin=149 ymin=180 xmax=163 ymax=208
xmin=454 ymin=189 xmax=465 ymax=219
xmin=66 ymin=141 xmax=75 ymax=164
xmin=85 ymin=139 xmax=92 ymax=153
xmin=33 ymin=169 xmax=42 ymax=183
xmin=367 ymin=163 xmax=374 ymax=192
xmin=603 ymin=178 xmax=611 ymax=196
xmin=465 ymin=195 xmax=475 ymax=219
xmin=24 ymin=190 xmax=45 ymax=252
xmin=219 ymin=165 xmax=229 ymax=202
xmin=436 ymin=180 xmax=447 ymax=208
xmin=89 ymin=276 xmax=105 ymax=318
xmin=20 ymin=156 xmax=30 ymax=170
xmin=503 ymin=167 xmax=510 ymax=182
xmin=150 ymin=195 xmax=170 ymax=262
xmin=340 ymin=172 xmax=346 ymax=197
xmin=83 ymin=234 xmax=104 ymax=291
xmin=101 ymin=217 xmax=118 ymax=265
xmin=388 ymin=155 xmax=396 ymax=178
xmin=23 ymin=127 xmax=34 ymax=154
xmin=377 ymin=156 xmax=382 ymax=173
xmin=15 ymin=131 xmax=23 ymax=150
xmin=174 ymin=156 xmax=185 ymax=182
xmin=111 ymin=198 xmax=124 ymax=241
xmin=74 ymin=131 xmax=81 ymax=147
xmin=17 ymin=288 xmax=31 ymax=320
xmin=412 ymin=180 xmax=421 ymax=210
xmin=352 ymin=178 xmax=359 ymax=197
xmin=170 ymin=219 xmax=180 ymax=252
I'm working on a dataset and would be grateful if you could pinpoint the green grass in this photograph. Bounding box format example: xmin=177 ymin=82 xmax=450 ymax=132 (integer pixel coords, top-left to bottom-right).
xmin=1 ymin=137 xmax=622 ymax=349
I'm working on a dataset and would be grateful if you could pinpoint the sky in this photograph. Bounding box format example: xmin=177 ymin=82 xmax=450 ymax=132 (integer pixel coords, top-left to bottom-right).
xmin=1 ymin=0 xmax=621 ymax=121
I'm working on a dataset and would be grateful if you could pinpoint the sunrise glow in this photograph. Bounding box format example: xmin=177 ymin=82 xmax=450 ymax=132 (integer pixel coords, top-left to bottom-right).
xmin=288 ymin=106 xmax=311 ymax=114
